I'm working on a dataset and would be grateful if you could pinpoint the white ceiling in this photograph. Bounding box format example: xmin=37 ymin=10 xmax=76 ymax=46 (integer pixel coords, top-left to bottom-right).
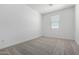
xmin=27 ymin=4 xmax=75 ymax=14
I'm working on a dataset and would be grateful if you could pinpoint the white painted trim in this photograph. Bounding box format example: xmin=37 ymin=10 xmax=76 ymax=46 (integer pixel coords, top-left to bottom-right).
xmin=0 ymin=34 xmax=42 ymax=49
xmin=43 ymin=36 xmax=74 ymax=40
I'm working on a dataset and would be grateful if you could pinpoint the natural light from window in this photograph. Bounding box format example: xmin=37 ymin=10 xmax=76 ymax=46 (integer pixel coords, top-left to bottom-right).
xmin=51 ymin=15 xmax=59 ymax=29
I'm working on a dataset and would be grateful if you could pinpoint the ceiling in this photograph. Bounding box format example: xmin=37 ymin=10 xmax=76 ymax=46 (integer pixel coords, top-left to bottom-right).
xmin=27 ymin=4 xmax=75 ymax=14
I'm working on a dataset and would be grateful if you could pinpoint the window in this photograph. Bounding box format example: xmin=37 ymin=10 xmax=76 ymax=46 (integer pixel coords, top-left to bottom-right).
xmin=51 ymin=15 xmax=59 ymax=29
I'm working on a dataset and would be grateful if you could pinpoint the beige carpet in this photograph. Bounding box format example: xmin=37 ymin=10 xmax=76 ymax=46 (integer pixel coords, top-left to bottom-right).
xmin=0 ymin=37 xmax=79 ymax=55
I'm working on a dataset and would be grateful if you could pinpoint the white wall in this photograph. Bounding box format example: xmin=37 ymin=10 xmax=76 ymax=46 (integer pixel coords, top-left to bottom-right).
xmin=42 ymin=7 xmax=75 ymax=40
xmin=75 ymin=5 xmax=79 ymax=44
xmin=0 ymin=4 xmax=42 ymax=49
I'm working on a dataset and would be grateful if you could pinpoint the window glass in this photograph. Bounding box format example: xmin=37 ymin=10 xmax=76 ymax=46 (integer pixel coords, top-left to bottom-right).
xmin=51 ymin=15 xmax=59 ymax=29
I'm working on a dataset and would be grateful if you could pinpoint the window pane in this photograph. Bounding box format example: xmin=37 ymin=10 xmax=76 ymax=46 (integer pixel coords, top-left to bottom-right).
xmin=51 ymin=15 xmax=59 ymax=29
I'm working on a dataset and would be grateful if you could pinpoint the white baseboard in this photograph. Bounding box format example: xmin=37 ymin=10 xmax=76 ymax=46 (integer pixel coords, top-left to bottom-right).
xmin=0 ymin=34 xmax=41 ymax=49
xmin=43 ymin=36 xmax=74 ymax=40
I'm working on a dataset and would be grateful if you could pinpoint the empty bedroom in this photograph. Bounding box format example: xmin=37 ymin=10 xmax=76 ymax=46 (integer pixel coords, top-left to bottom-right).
xmin=0 ymin=4 xmax=79 ymax=55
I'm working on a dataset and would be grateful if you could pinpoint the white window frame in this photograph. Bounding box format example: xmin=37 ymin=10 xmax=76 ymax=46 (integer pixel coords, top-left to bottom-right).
xmin=51 ymin=15 xmax=60 ymax=29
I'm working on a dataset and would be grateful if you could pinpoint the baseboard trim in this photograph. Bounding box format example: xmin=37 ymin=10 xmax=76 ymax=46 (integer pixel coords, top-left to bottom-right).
xmin=0 ymin=34 xmax=42 ymax=50
xmin=42 ymin=36 xmax=74 ymax=40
